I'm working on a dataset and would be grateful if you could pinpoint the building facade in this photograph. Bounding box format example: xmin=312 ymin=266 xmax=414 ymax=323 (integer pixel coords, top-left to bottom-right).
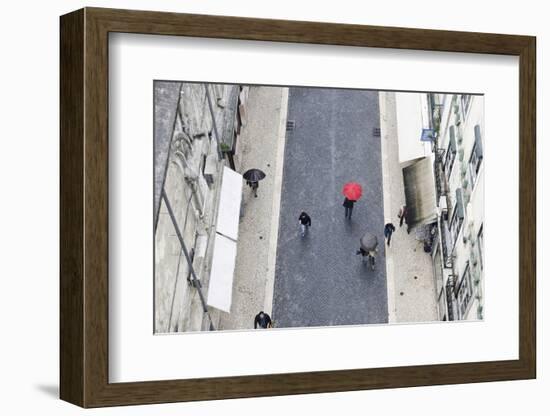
xmin=429 ymin=93 xmax=484 ymax=321
xmin=154 ymin=82 xmax=248 ymax=333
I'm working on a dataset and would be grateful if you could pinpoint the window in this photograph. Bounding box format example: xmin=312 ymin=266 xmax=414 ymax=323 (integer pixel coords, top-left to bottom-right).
xmin=450 ymin=209 xmax=463 ymax=247
xmin=469 ymin=145 xmax=481 ymax=185
xmin=457 ymin=263 xmax=473 ymax=319
xmin=445 ymin=278 xmax=455 ymax=321
xmin=450 ymin=188 xmax=465 ymax=246
xmin=469 ymin=125 xmax=483 ymax=186
xmin=444 ymin=125 xmax=457 ymax=180
xmin=477 ymin=225 xmax=484 ymax=270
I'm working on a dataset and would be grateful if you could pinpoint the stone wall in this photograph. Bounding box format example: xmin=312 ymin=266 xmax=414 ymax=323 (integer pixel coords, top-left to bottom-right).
xmin=154 ymin=82 xmax=242 ymax=333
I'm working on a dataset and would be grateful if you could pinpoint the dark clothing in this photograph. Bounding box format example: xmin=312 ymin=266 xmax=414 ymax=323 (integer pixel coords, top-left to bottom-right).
xmin=247 ymin=180 xmax=259 ymax=197
xmin=384 ymin=223 xmax=396 ymax=246
xmin=343 ymin=198 xmax=355 ymax=219
xmin=356 ymin=247 xmax=375 ymax=269
xmin=299 ymin=213 xmax=312 ymax=226
xmin=254 ymin=312 xmax=272 ymax=329
xmin=398 ymin=206 xmax=407 ymax=227
xmin=343 ymin=198 xmax=355 ymax=208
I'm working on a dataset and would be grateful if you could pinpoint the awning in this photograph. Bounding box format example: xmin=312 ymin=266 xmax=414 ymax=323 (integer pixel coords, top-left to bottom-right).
xmin=207 ymin=166 xmax=243 ymax=312
xmin=207 ymin=233 xmax=237 ymax=313
xmin=474 ymin=124 xmax=483 ymax=159
xmin=402 ymin=156 xmax=437 ymax=229
xmin=216 ymin=166 xmax=243 ymax=241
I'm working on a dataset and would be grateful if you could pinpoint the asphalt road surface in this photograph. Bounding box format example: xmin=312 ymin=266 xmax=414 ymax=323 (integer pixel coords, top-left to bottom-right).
xmin=272 ymin=87 xmax=388 ymax=328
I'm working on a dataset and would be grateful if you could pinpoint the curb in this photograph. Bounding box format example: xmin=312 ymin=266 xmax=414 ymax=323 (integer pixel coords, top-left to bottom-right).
xmin=264 ymin=88 xmax=289 ymax=314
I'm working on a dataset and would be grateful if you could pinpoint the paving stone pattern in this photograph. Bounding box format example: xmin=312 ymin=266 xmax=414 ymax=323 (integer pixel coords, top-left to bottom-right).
xmin=272 ymin=87 xmax=388 ymax=328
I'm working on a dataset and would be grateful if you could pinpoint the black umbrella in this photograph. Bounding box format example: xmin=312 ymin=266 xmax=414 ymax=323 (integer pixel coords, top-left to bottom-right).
xmin=243 ymin=168 xmax=266 ymax=182
xmin=360 ymin=232 xmax=378 ymax=252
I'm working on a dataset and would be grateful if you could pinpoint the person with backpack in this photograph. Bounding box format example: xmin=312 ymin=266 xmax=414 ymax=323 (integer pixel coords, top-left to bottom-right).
xmin=254 ymin=311 xmax=273 ymax=329
xmin=384 ymin=222 xmax=396 ymax=246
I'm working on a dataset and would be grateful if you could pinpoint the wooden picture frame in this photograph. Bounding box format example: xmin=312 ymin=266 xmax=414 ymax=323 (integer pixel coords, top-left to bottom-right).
xmin=60 ymin=7 xmax=536 ymax=408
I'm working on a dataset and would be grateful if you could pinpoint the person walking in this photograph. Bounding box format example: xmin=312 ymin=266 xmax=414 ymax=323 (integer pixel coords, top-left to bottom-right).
xmin=384 ymin=222 xmax=396 ymax=246
xmin=254 ymin=311 xmax=273 ymax=329
xmin=343 ymin=197 xmax=356 ymax=219
xmin=398 ymin=205 xmax=407 ymax=227
xmin=246 ymin=180 xmax=259 ymax=197
xmin=356 ymin=247 xmax=376 ymax=270
xmin=243 ymin=168 xmax=265 ymax=198
xmin=298 ymin=211 xmax=312 ymax=237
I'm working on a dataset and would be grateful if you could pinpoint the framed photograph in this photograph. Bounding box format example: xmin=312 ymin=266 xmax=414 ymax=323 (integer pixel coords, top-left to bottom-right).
xmin=60 ymin=7 xmax=536 ymax=408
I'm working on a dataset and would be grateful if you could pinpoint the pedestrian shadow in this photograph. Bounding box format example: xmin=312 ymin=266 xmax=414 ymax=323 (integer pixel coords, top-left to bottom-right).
xmin=294 ymin=232 xmax=313 ymax=256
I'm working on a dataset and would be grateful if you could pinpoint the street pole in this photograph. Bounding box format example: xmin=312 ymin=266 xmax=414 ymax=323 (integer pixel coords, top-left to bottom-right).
xmin=161 ymin=188 xmax=215 ymax=331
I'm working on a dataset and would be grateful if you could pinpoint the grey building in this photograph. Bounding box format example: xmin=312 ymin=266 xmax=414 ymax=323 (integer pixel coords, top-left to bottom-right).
xmin=396 ymin=92 xmax=484 ymax=322
xmin=429 ymin=93 xmax=485 ymax=321
xmin=154 ymin=81 xmax=248 ymax=333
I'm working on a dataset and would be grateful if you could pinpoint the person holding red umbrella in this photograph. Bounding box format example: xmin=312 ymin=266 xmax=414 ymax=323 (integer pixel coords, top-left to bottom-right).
xmin=342 ymin=182 xmax=362 ymax=220
xmin=343 ymin=197 xmax=355 ymax=219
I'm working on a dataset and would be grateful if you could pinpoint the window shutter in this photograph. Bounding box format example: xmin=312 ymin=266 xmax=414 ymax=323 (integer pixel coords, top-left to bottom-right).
xmin=474 ymin=124 xmax=483 ymax=159
xmin=455 ymin=188 xmax=465 ymax=219
xmin=449 ymin=125 xmax=457 ymax=153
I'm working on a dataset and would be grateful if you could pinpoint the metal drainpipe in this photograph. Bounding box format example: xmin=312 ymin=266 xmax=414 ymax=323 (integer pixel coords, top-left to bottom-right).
xmin=161 ymin=189 xmax=215 ymax=331
xmin=172 ymin=151 xmax=204 ymax=218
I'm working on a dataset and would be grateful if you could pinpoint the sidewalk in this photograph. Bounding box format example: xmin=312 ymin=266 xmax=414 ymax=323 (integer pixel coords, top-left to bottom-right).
xmin=379 ymin=91 xmax=438 ymax=324
xmin=218 ymin=86 xmax=289 ymax=330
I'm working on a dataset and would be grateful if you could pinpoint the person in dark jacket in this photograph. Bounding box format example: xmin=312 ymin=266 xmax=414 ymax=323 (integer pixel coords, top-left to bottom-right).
xmin=298 ymin=211 xmax=312 ymax=237
xmin=246 ymin=180 xmax=259 ymax=197
xmin=254 ymin=311 xmax=272 ymax=329
xmin=384 ymin=222 xmax=396 ymax=246
xmin=343 ymin=197 xmax=356 ymax=219
xmin=356 ymin=247 xmax=376 ymax=270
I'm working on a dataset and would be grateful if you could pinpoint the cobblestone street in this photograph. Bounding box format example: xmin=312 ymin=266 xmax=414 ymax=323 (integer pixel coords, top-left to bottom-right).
xmin=272 ymin=87 xmax=388 ymax=328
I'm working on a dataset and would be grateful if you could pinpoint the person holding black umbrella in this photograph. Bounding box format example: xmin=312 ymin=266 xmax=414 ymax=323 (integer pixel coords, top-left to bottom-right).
xmin=247 ymin=180 xmax=259 ymax=197
xmin=243 ymin=168 xmax=266 ymax=198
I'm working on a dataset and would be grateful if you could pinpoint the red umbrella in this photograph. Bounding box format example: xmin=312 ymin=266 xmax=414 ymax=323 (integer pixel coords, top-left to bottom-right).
xmin=342 ymin=182 xmax=362 ymax=200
